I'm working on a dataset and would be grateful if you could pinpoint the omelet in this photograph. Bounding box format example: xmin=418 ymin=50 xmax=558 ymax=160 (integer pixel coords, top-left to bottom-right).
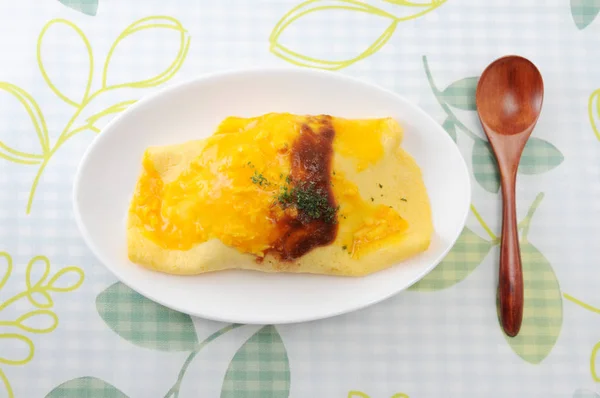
xmin=127 ymin=113 xmax=433 ymax=276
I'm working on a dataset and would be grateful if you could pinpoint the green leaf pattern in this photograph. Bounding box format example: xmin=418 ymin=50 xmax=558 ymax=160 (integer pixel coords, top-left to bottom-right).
xmin=409 ymin=227 xmax=492 ymax=291
xmin=573 ymin=389 xmax=600 ymax=398
xmin=519 ymin=138 xmax=565 ymax=174
xmin=45 ymin=377 xmax=128 ymax=398
xmin=472 ymin=137 xmax=500 ymax=194
xmin=96 ymin=282 xmax=199 ymax=351
xmin=221 ymin=326 xmax=291 ymax=398
xmin=442 ymin=117 xmax=457 ymax=142
xmin=570 ymin=0 xmax=600 ymax=29
xmin=441 ymin=77 xmax=478 ymax=110
xmin=58 ymin=0 xmax=99 ymax=16
xmin=471 ymin=136 xmax=564 ymax=193
xmin=500 ymin=243 xmax=563 ymax=364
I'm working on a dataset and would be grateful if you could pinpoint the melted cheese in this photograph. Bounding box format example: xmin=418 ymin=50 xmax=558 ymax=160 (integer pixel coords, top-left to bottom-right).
xmin=127 ymin=113 xmax=433 ymax=276
xmin=130 ymin=113 xmax=296 ymax=254
xmin=130 ymin=113 xmax=408 ymax=258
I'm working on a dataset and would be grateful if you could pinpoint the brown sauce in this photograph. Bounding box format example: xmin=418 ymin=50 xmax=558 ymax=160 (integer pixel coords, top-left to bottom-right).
xmin=267 ymin=115 xmax=338 ymax=260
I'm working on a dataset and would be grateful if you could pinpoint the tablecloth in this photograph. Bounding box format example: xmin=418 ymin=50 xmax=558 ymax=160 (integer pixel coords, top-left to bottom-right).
xmin=0 ymin=0 xmax=599 ymax=397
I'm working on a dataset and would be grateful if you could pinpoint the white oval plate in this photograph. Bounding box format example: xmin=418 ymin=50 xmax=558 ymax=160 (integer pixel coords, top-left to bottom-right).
xmin=73 ymin=68 xmax=471 ymax=325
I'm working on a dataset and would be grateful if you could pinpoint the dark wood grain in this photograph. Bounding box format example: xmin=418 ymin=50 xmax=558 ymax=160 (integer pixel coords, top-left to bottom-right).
xmin=475 ymin=55 xmax=544 ymax=337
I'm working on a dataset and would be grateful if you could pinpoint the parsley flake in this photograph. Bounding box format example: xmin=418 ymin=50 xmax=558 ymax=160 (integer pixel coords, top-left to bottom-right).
xmin=251 ymin=171 xmax=269 ymax=186
xmin=277 ymin=181 xmax=338 ymax=224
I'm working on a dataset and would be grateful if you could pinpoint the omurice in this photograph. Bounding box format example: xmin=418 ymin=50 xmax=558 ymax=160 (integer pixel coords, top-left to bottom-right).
xmin=126 ymin=113 xmax=433 ymax=276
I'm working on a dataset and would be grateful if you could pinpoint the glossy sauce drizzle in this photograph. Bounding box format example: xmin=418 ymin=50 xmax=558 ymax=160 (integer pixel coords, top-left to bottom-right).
xmin=268 ymin=115 xmax=338 ymax=260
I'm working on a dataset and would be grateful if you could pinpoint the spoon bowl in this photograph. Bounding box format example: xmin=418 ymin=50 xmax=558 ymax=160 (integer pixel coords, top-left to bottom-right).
xmin=477 ymin=56 xmax=544 ymax=136
xmin=476 ymin=55 xmax=544 ymax=337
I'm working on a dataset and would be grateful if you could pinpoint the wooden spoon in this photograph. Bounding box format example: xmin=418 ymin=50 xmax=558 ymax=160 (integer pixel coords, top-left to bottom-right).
xmin=475 ymin=55 xmax=544 ymax=337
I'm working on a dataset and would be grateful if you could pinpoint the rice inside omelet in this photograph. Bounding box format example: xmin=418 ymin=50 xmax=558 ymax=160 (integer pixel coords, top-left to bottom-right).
xmin=127 ymin=113 xmax=433 ymax=276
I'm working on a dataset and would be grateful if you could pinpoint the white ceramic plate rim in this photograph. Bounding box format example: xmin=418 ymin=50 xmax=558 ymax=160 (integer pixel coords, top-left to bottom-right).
xmin=73 ymin=67 xmax=471 ymax=324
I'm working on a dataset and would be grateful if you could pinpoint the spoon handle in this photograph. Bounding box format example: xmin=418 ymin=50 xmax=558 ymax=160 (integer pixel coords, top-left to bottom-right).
xmin=498 ymin=170 xmax=524 ymax=337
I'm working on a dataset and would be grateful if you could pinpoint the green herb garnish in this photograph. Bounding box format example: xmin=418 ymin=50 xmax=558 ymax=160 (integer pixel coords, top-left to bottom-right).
xmin=401 ymin=197 xmax=407 ymax=202
xmin=378 ymin=184 xmax=383 ymax=188
xmin=342 ymin=245 xmax=347 ymax=250
xmin=277 ymin=181 xmax=338 ymax=223
xmin=277 ymin=184 xmax=293 ymax=203
xmin=251 ymin=171 xmax=268 ymax=186
xmin=295 ymin=184 xmax=337 ymax=222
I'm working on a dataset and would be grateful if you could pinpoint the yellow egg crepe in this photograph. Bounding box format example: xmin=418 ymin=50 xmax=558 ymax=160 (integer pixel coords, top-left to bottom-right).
xmin=127 ymin=113 xmax=433 ymax=276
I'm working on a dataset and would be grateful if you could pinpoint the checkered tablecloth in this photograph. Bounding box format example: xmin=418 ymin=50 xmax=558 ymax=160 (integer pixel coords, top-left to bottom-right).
xmin=1 ymin=0 xmax=599 ymax=397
